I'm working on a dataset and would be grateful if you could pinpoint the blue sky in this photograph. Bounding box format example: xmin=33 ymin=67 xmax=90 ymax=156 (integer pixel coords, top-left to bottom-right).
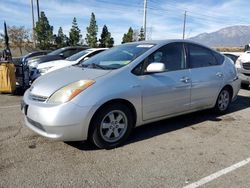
xmin=0 ymin=0 xmax=249 ymax=44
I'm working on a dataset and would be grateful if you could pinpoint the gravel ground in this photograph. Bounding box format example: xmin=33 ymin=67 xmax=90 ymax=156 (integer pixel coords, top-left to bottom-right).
xmin=0 ymin=90 xmax=250 ymax=188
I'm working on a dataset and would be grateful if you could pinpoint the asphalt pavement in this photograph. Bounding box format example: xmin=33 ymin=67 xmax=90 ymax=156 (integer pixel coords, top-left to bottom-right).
xmin=0 ymin=90 xmax=250 ymax=188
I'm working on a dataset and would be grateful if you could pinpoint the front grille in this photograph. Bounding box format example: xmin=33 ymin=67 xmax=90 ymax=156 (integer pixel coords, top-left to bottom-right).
xmin=27 ymin=117 xmax=45 ymax=131
xmin=242 ymin=63 xmax=250 ymax=70
xmin=29 ymin=94 xmax=48 ymax=102
xmin=243 ymin=73 xmax=250 ymax=77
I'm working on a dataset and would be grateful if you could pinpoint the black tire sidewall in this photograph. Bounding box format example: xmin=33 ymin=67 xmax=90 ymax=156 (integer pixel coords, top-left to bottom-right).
xmin=90 ymin=103 xmax=134 ymax=149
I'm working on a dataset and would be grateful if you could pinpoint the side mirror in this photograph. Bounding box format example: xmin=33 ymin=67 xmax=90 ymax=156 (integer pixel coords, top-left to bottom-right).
xmin=83 ymin=57 xmax=89 ymax=61
xmin=146 ymin=62 xmax=165 ymax=73
xmin=59 ymin=53 xmax=64 ymax=58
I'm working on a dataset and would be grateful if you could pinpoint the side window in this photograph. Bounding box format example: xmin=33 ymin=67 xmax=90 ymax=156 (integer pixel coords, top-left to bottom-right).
xmin=63 ymin=49 xmax=76 ymax=58
xmin=86 ymin=50 xmax=104 ymax=58
xmin=213 ymin=52 xmax=225 ymax=65
xmin=147 ymin=43 xmax=185 ymax=72
xmin=188 ymin=44 xmax=218 ymax=68
xmin=76 ymin=48 xmax=84 ymax=53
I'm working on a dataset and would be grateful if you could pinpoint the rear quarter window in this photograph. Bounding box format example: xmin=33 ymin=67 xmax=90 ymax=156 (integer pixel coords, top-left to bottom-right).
xmin=213 ymin=52 xmax=225 ymax=65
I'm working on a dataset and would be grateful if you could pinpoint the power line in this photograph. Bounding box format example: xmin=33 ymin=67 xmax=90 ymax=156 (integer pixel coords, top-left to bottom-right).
xmin=149 ymin=0 xmax=249 ymax=24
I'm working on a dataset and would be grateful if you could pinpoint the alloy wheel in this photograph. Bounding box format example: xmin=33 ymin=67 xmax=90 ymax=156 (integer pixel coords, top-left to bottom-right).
xmin=218 ymin=90 xmax=230 ymax=111
xmin=100 ymin=110 xmax=128 ymax=143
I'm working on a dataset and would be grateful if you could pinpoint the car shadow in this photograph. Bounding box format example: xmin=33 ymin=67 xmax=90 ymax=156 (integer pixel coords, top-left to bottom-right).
xmin=66 ymin=95 xmax=250 ymax=151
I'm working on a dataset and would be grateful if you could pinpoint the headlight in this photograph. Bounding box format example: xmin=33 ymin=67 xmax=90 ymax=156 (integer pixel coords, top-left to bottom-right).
xmin=235 ymin=59 xmax=242 ymax=69
xmin=39 ymin=67 xmax=52 ymax=74
xmin=47 ymin=80 xmax=95 ymax=104
xmin=29 ymin=62 xmax=39 ymax=68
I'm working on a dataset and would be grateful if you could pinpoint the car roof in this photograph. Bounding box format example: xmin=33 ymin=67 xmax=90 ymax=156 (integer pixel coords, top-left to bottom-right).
xmin=60 ymin=46 xmax=89 ymax=50
xmin=122 ymin=39 xmax=213 ymax=48
xmin=85 ymin=48 xmax=108 ymax=52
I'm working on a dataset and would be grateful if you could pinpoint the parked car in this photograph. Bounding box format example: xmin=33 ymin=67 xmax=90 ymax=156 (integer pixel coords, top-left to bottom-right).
xmin=28 ymin=46 xmax=88 ymax=81
xmin=13 ymin=50 xmax=50 ymax=66
xmin=235 ymin=51 xmax=250 ymax=89
xmin=11 ymin=51 xmax=50 ymax=91
xmin=223 ymin=53 xmax=239 ymax=64
xmin=36 ymin=48 xmax=107 ymax=77
xmin=21 ymin=40 xmax=240 ymax=149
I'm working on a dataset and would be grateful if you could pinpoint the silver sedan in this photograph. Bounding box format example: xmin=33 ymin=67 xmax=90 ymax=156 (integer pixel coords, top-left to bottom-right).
xmin=22 ymin=40 xmax=240 ymax=149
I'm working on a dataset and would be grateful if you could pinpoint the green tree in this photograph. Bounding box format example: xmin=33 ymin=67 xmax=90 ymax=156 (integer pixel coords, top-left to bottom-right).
xmin=122 ymin=27 xmax=133 ymax=44
xmin=138 ymin=27 xmax=145 ymax=41
xmin=99 ymin=25 xmax=114 ymax=47
xmin=85 ymin=13 xmax=98 ymax=47
xmin=55 ymin=27 xmax=65 ymax=48
xmin=34 ymin=11 xmax=53 ymax=50
xmin=69 ymin=17 xmax=81 ymax=46
xmin=64 ymin=35 xmax=70 ymax=46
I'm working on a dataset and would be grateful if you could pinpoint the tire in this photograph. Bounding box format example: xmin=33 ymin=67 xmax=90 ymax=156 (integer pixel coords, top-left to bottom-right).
xmin=89 ymin=103 xmax=134 ymax=149
xmin=214 ymin=88 xmax=231 ymax=114
xmin=241 ymin=83 xmax=249 ymax=90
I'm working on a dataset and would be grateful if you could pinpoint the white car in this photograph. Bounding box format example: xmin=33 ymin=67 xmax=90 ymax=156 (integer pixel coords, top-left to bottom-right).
xmin=236 ymin=51 xmax=250 ymax=88
xmin=32 ymin=48 xmax=107 ymax=80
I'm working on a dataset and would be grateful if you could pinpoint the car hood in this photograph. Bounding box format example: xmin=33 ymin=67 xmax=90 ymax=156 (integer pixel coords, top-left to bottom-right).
xmin=30 ymin=66 xmax=111 ymax=97
xmin=37 ymin=60 xmax=75 ymax=69
xmin=239 ymin=53 xmax=250 ymax=62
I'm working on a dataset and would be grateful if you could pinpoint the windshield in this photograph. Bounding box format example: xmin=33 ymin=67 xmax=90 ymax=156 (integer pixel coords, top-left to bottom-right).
xmin=81 ymin=43 xmax=155 ymax=69
xmin=66 ymin=50 xmax=89 ymax=61
xmin=48 ymin=48 xmax=64 ymax=55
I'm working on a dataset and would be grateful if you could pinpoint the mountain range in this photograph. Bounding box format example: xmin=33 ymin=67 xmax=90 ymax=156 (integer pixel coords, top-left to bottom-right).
xmin=189 ymin=25 xmax=250 ymax=47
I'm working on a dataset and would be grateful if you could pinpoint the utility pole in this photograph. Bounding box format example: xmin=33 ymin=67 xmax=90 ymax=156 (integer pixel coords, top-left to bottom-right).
xmin=36 ymin=0 xmax=40 ymax=20
xmin=182 ymin=11 xmax=187 ymax=40
xmin=143 ymin=0 xmax=147 ymax=40
xmin=31 ymin=0 xmax=35 ymax=47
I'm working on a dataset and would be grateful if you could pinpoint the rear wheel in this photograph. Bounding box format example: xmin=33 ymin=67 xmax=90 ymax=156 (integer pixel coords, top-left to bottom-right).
xmin=241 ymin=83 xmax=249 ymax=90
xmin=89 ymin=103 xmax=133 ymax=149
xmin=214 ymin=88 xmax=231 ymax=114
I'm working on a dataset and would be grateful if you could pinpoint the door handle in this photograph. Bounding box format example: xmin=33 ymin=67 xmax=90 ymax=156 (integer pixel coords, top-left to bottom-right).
xmin=180 ymin=77 xmax=190 ymax=83
xmin=216 ymin=72 xmax=224 ymax=78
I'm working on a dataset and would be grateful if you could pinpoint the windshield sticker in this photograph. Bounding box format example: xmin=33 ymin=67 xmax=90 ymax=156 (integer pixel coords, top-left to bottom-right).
xmin=136 ymin=44 xmax=154 ymax=48
xmin=123 ymin=61 xmax=130 ymax=65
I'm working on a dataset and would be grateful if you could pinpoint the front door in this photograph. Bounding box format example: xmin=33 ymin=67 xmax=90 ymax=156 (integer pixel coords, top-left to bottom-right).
xmin=140 ymin=43 xmax=191 ymax=121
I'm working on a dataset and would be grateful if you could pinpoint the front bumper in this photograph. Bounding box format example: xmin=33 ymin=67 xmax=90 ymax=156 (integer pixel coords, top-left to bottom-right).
xmin=22 ymin=90 xmax=95 ymax=141
xmin=231 ymin=77 xmax=241 ymax=102
xmin=237 ymin=68 xmax=250 ymax=84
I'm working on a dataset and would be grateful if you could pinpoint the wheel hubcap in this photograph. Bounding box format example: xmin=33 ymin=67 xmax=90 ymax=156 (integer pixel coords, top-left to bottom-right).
xmin=218 ymin=90 xmax=230 ymax=111
xmin=100 ymin=110 xmax=128 ymax=143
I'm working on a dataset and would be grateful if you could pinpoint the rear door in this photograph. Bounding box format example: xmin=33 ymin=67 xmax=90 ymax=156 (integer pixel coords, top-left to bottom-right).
xmin=186 ymin=43 xmax=224 ymax=109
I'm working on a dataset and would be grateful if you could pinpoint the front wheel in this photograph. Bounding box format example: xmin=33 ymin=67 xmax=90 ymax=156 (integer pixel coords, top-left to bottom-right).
xmin=214 ymin=88 xmax=231 ymax=114
xmin=89 ymin=103 xmax=134 ymax=149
